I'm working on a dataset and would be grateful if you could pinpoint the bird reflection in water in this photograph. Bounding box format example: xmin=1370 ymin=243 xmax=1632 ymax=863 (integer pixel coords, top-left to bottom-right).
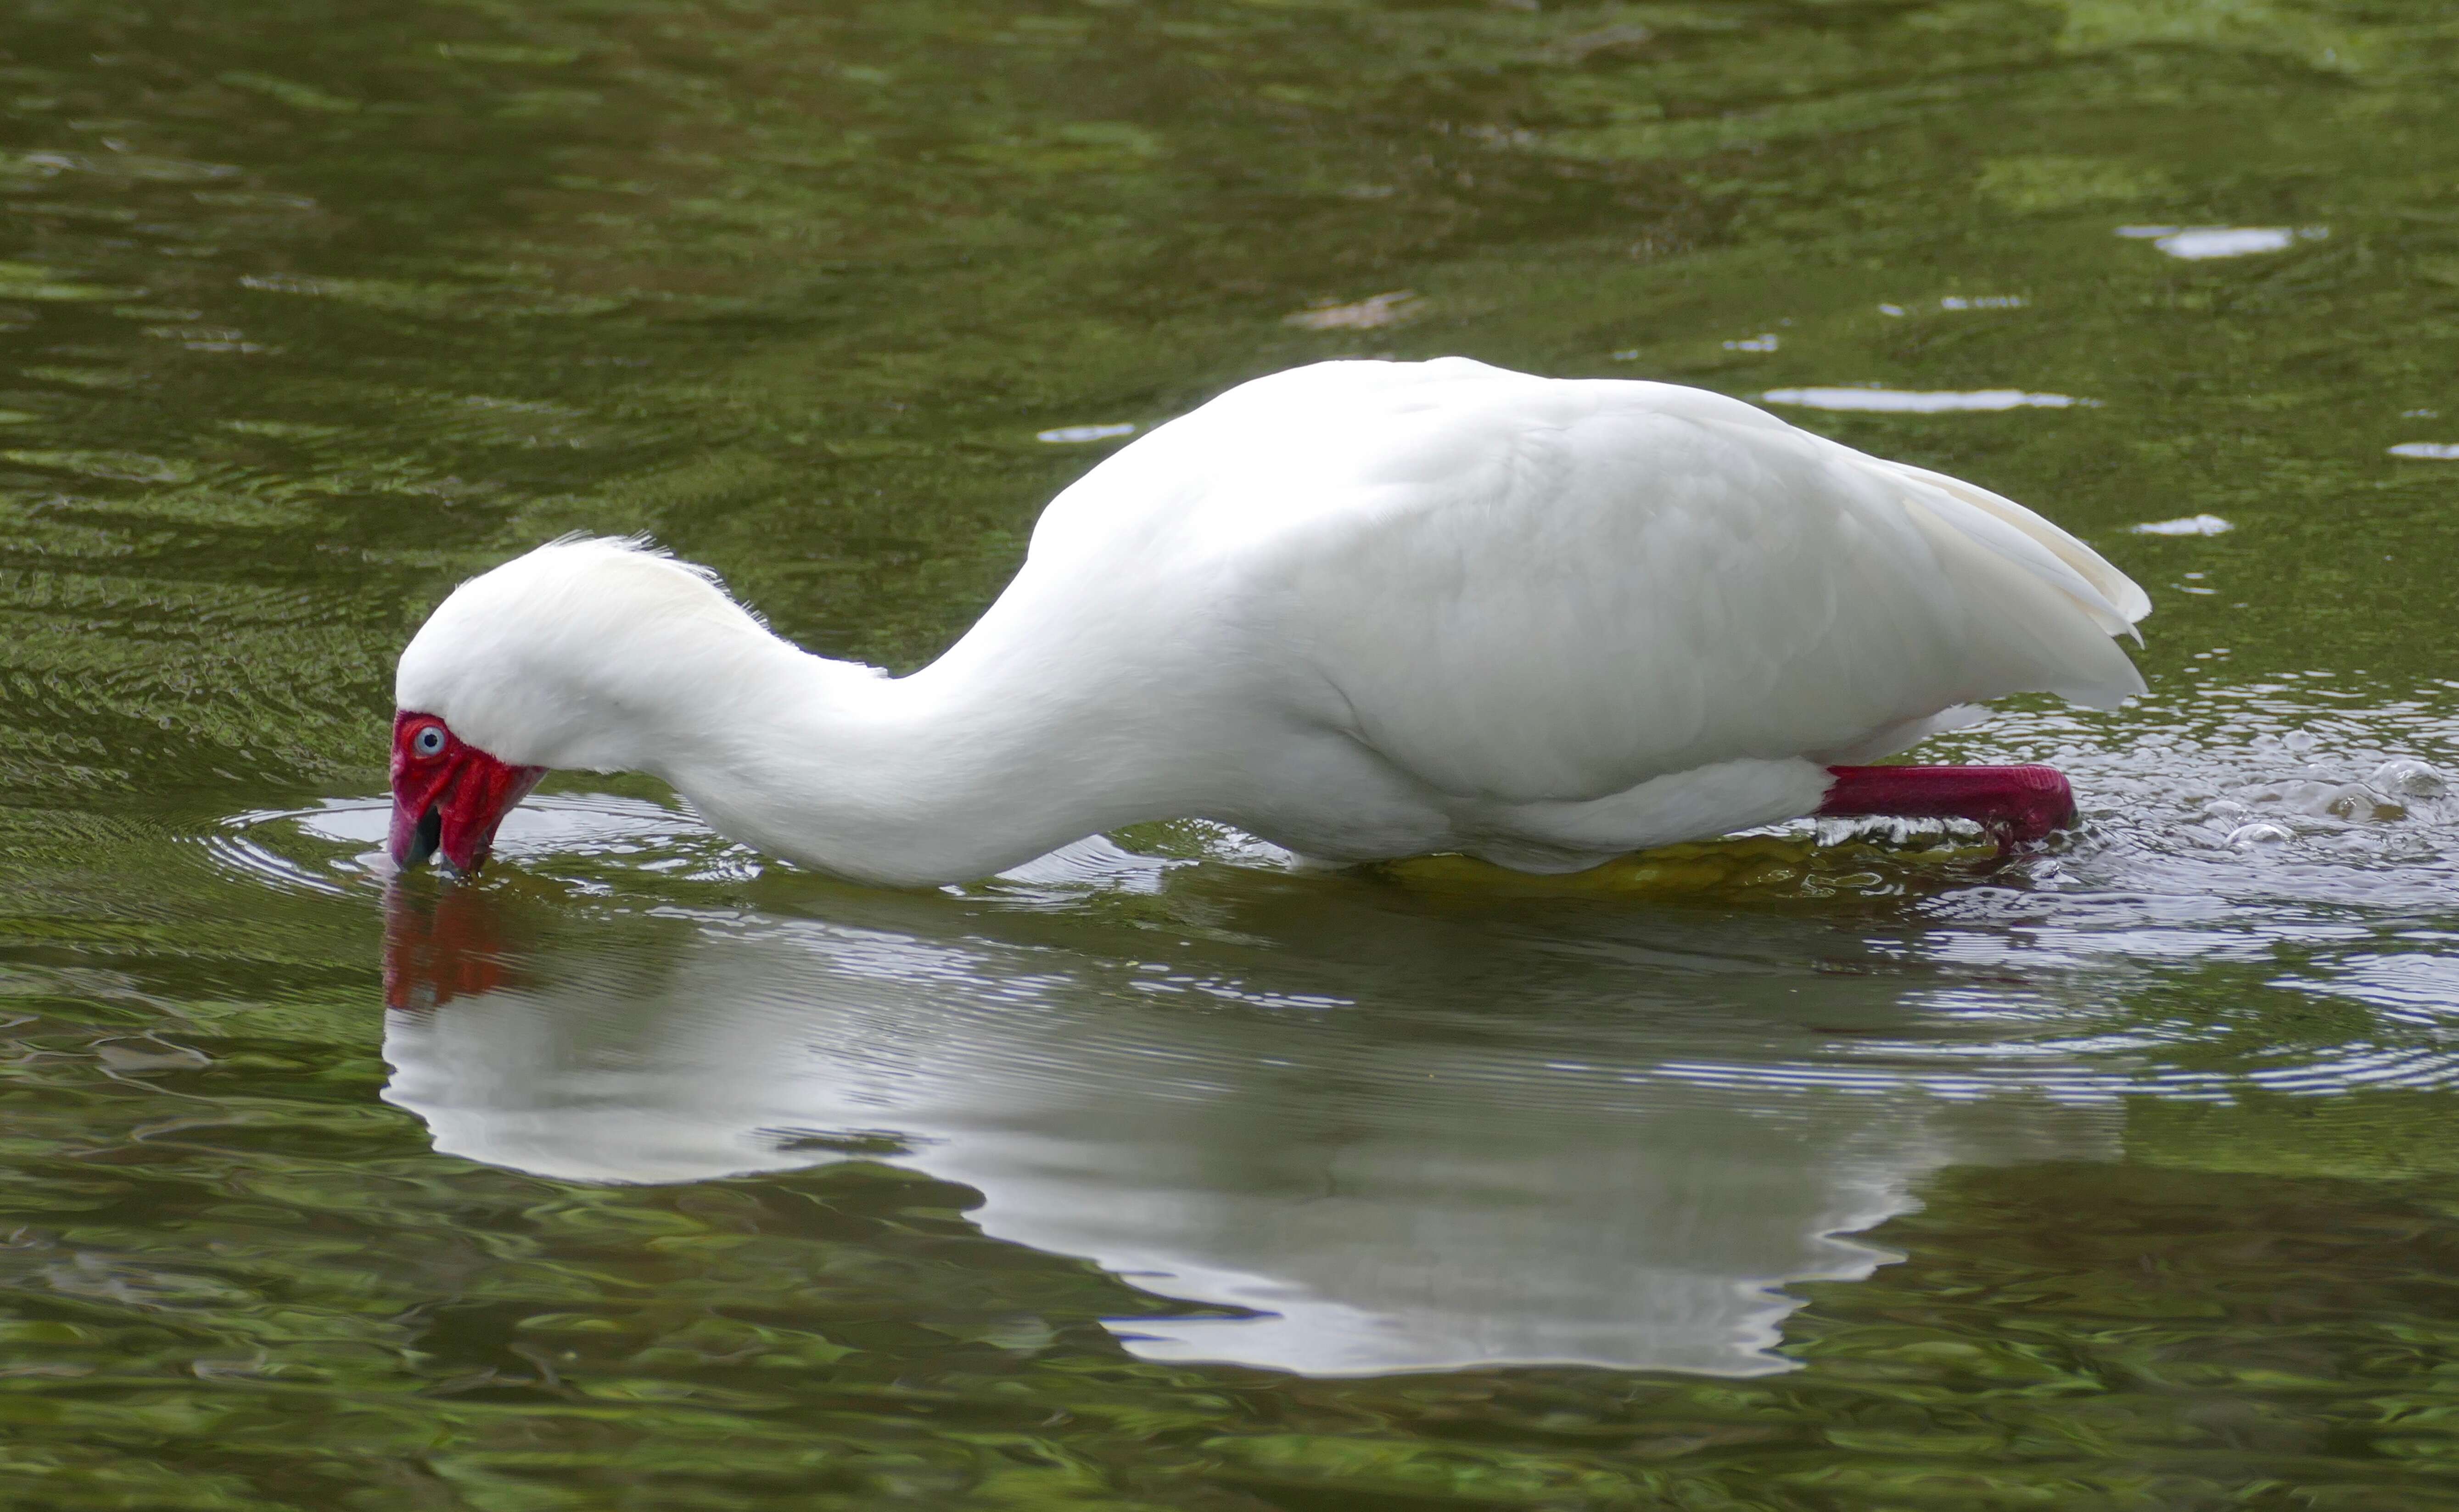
xmin=382 ymin=878 xmax=521 ymax=1011
xmin=373 ymin=876 xmax=2118 ymax=1378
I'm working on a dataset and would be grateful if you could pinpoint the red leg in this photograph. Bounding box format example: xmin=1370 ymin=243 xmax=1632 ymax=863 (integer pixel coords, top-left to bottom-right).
xmin=1817 ymin=765 xmax=2077 ymax=845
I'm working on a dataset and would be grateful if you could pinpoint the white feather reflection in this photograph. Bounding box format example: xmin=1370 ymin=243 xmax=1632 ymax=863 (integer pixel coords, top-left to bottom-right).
xmin=377 ymin=884 xmax=2117 ymax=1378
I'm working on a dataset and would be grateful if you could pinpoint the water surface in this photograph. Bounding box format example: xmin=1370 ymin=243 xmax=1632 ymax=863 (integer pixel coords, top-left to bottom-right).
xmin=5 ymin=1 xmax=2459 ymax=1506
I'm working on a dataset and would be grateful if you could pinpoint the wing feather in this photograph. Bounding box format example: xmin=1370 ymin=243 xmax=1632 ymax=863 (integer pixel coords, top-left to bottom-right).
xmin=1025 ymin=359 xmax=2149 ymax=807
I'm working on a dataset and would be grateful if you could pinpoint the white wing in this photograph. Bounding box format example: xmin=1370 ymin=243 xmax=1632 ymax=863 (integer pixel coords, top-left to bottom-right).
xmin=1028 ymin=358 xmax=2148 ymax=806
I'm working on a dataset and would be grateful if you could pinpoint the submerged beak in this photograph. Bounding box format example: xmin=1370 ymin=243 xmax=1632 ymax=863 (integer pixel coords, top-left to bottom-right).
xmin=390 ymin=712 xmax=546 ymax=874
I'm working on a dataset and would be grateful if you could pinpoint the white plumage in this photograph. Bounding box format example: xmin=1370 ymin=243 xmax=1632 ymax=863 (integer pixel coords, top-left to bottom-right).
xmin=394 ymin=357 xmax=2149 ymax=885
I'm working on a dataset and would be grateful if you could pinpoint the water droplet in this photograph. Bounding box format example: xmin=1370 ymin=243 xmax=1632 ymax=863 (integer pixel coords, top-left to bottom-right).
xmin=2118 ymin=225 xmax=2317 ymax=260
xmin=1036 ymin=422 xmax=1136 ymax=444
xmin=2371 ymin=759 xmax=2448 ymax=798
xmin=2129 ymin=514 xmax=2233 ymax=536
xmin=1760 ymin=387 xmax=2091 ymax=413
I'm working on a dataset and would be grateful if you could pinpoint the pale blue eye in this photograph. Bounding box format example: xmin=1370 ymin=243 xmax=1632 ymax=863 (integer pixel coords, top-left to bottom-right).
xmin=414 ymin=726 xmax=445 ymax=756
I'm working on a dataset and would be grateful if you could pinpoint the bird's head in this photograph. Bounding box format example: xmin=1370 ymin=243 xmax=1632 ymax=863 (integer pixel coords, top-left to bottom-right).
xmin=389 ymin=536 xmax=768 ymax=874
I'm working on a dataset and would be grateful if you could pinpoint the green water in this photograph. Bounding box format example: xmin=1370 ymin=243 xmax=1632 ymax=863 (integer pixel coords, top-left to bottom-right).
xmin=5 ymin=0 xmax=2459 ymax=1505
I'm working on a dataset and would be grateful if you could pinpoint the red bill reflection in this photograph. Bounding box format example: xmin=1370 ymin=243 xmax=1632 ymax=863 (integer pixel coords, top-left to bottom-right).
xmin=383 ymin=881 xmax=518 ymax=1011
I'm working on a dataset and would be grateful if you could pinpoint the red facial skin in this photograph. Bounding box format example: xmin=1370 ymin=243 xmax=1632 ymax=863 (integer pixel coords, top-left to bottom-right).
xmin=1817 ymin=763 xmax=2077 ymax=847
xmin=390 ymin=711 xmax=547 ymax=874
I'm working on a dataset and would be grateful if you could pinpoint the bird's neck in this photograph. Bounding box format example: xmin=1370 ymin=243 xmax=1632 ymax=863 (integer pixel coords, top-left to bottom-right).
xmin=637 ymin=629 xmax=1153 ymax=887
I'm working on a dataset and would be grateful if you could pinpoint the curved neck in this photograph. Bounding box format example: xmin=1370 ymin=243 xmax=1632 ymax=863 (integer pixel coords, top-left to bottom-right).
xmin=635 ymin=631 xmax=1160 ymax=887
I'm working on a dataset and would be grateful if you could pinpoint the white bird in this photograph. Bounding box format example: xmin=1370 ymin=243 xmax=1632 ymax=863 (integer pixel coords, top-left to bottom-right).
xmin=390 ymin=357 xmax=2150 ymax=885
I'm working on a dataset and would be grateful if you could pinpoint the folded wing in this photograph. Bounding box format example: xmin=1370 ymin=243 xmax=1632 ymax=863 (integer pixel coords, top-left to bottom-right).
xmin=1031 ymin=358 xmax=2150 ymax=806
